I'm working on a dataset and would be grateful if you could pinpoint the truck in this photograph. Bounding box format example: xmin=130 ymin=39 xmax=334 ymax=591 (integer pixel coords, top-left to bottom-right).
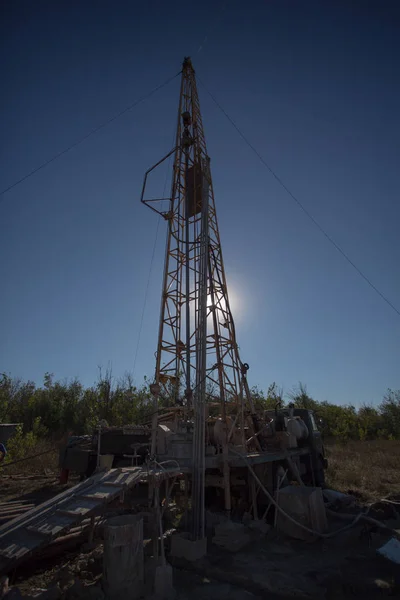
xmin=59 ymin=404 xmax=327 ymax=517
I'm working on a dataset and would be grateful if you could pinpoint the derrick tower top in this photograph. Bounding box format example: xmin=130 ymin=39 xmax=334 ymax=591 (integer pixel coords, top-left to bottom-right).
xmin=141 ymin=56 xmax=253 ymax=414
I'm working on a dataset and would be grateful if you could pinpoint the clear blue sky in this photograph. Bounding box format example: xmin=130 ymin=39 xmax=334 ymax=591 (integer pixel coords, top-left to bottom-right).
xmin=1 ymin=0 xmax=399 ymax=407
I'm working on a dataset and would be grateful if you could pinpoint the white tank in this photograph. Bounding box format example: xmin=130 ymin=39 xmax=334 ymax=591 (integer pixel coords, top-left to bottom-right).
xmin=286 ymin=417 xmax=309 ymax=441
xmin=211 ymin=417 xmax=241 ymax=447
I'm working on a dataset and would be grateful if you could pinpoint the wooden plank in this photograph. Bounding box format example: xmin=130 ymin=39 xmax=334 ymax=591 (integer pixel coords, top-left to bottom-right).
xmin=0 ymin=469 xmax=109 ymax=536
xmin=0 ymin=467 xmax=146 ymax=576
xmin=27 ymin=523 xmax=67 ymax=537
xmin=81 ymin=485 xmax=123 ymax=501
xmin=103 ymin=468 xmax=140 ymax=485
xmin=0 ymin=529 xmax=43 ymax=560
xmin=104 ymin=472 xmax=130 ymax=485
xmin=0 ymin=505 xmax=35 ymax=513
xmin=0 ymin=511 xmax=29 ymax=519
xmin=101 ymin=471 xmax=141 ymax=488
xmin=121 ymin=470 xmax=143 ymax=488
xmin=56 ymin=498 xmax=99 ymax=517
xmin=0 ymin=509 xmax=33 ymax=520
xmin=101 ymin=482 xmax=126 ymax=488
xmin=0 ymin=500 xmax=35 ymax=507
xmin=27 ymin=514 xmax=76 ymax=537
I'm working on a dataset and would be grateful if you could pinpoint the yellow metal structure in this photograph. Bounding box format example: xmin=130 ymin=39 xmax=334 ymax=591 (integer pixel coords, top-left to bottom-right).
xmin=141 ymin=57 xmax=251 ymax=415
xmin=141 ymin=57 xmax=262 ymax=539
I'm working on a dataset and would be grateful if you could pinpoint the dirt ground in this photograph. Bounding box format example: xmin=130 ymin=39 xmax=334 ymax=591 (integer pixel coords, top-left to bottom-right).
xmin=10 ymin=517 xmax=400 ymax=599
xmin=0 ymin=475 xmax=73 ymax=505
xmin=172 ymin=516 xmax=400 ymax=599
xmin=2 ymin=444 xmax=400 ymax=599
xmin=4 ymin=488 xmax=400 ymax=600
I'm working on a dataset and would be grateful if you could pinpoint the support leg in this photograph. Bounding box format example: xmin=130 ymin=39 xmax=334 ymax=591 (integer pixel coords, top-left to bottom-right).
xmin=250 ymin=477 xmax=258 ymax=520
xmin=223 ymin=446 xmax=231 ymax=515
xmin=88 ymin=515 xmax=95 ymax=544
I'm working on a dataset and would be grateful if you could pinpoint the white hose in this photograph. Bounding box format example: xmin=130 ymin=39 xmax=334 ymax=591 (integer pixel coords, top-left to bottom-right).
xmin=375 ymin=498 xmax=400 ymax=506
xmin=229 ymin=448 xmax=368 ymax=539
xmin=158 ymin=459 xmax=181 ymax=470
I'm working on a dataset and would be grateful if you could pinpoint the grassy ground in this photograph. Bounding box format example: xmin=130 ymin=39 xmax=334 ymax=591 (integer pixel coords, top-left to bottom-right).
xmin=325 ymin=439 xmax=400 ymax=502
xmin=1 ymin=439 xmax=59 ymax=476
xmin=0 ymin=441 xmax=61 ymax=502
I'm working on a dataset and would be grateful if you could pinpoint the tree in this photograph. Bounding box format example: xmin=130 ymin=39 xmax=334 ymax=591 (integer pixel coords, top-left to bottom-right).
xmin=288 ymin=382 xmax=319 ymax=410
xmin=1 ymin=369 xmax=399 ymax=444
xmin=379 ymin=389 xmax=400 ymax=439
xmin=357 ymin=404 xmax=383 ymax=440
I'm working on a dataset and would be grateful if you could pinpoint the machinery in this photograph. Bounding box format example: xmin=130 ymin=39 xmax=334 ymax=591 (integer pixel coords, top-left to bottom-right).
xmin=59 ymin=426 xmax=151 ymax=480
xmin=60 ymin=408 xmax=327 ymax=484
xmin=60 ymin=57 xmax=327 ymax=537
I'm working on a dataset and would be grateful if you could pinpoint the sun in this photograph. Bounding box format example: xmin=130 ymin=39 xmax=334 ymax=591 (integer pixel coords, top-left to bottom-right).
xmin=205 ymin=285 xmax=241 ymax=316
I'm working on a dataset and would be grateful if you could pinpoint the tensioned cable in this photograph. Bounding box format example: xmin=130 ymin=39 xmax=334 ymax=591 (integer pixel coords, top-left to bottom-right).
xmin=1 ymin=0 xmax=229 ymax=203
xmin=132 ymin=128 xmax=176 ymax=380
xmin=131 ymin=214 xmax=162 ymax=381
xmin=0 ymin=72 xmax=180 ymax=200
xmin=198 ymin=77 xmax=400 ymax=319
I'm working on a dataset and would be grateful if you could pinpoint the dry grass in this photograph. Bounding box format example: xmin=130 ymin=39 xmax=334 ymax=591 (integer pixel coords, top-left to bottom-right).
xmin=0 ymin=440 xmax=60 ymax=502
xmin=325 ymin=440 xmax=400 ymax=502
xmin=2 ymin=439 xmax=59 ymax=476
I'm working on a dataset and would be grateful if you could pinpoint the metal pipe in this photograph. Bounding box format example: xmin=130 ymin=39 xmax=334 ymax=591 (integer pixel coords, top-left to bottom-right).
xmin=191 ymin=155 xmax=209 ymax=540
xmin=185 ymin=148 xmax=191 ymax=401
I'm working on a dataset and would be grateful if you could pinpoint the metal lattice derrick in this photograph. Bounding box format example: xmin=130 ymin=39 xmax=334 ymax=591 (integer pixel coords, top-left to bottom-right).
xmin=140 ymin=57 xmax=270 ymax=541
xmin=141 ymin=57 xmax=253 ymax=418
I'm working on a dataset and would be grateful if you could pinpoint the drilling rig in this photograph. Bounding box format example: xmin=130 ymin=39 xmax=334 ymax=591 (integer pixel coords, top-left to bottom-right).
xmin=141 ymin=56 xmax=264 ymax=540
xmin=59 ymin=57 xmax=327 ymax=543
xmin=140 ymin=57 xmax=327 ymax=539
xmin=0 ymin=58 xmax=330 ymax=580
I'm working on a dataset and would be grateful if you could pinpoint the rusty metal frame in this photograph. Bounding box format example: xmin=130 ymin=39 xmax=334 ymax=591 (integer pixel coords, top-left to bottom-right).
xmin=142 ymin=58 xmax=259 ymax=534
xmin=142 ymin=59 xmax=251 ymax=413
xmin=140 ymin=147 xmax=177 ymax=217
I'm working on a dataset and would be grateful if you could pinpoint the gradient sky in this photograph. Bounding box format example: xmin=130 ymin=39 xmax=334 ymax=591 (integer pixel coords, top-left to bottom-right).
xmin=1 ymin=0 xmax=399 ymax=407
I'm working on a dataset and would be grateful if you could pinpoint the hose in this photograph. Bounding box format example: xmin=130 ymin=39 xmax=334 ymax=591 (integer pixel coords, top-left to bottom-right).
xmin=326 ymin=508 xmax=400 ymax=538
xmin=229 ymin=448 xmax=383 ymax=539
xmin=373 ymin=498 xmax=400 ymax=506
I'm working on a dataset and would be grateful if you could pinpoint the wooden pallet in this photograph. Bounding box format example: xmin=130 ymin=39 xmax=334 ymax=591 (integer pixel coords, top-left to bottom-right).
xmin=0 ymin=467 xmax=145 ymax=575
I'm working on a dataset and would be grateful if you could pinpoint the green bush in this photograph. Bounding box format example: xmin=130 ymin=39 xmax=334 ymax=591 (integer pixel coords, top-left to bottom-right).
xmin=0 ymin=372 xmax=399 ymax=443
xmin=5 ymin=419 xmax=44 ymax=462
